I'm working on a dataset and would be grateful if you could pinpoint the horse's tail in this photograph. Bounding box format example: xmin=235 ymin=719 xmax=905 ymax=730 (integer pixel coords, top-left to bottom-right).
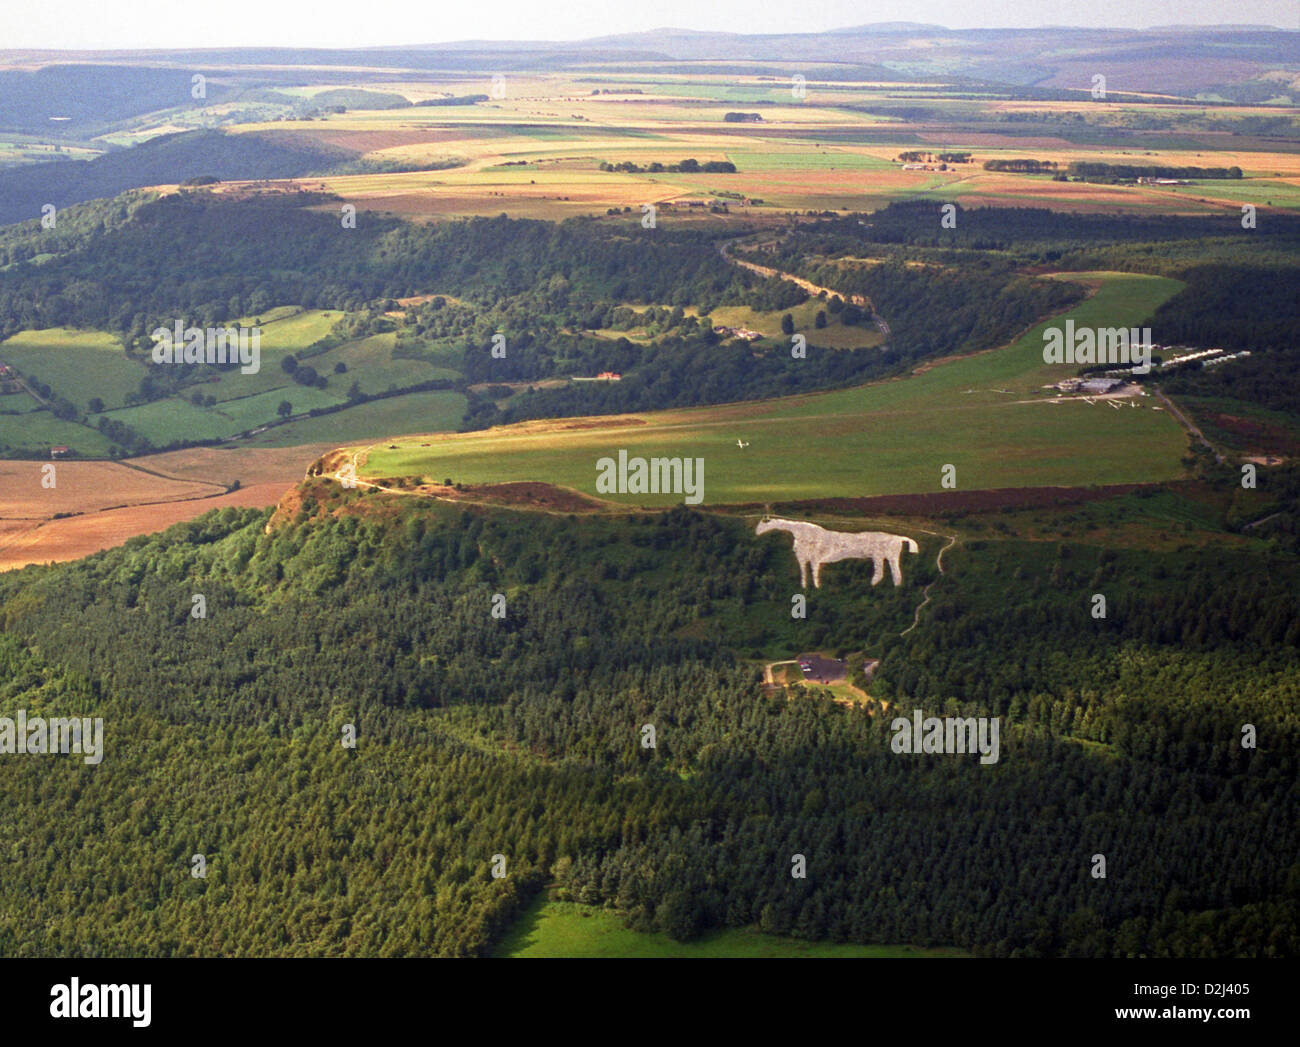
xmin=904 ymin=537 xmax=919 ymax=554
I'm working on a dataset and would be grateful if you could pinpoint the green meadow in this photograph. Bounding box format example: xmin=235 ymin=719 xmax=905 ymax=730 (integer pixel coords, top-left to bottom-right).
xmin=102 ymin=384 xmax=346 ymax=445
xmin=237 ymin=307 xmax=344 ymax=351
xmin=207 ymin=308 xmax=348 ymax=401
xmin=0 ymin=306 xmax=472 ymax=455
xmin=0 ymin=312 xmax=355 ymax=415
xmin=703 ymin=300 xmax=886 ymax=348
xmin=0 ymin=411 xmax=114 ymax=456
xmin=1152 ymin=178 xmax=1300 ymax=211
xmin=360 ymin=272 xmax=1189 ymax=503
xmin=310 ymin=332 xmax=461 ymax=394
xmin=0 ymin=328 xmax=142 ymax=410
xmin=242 ymin=389 xmax=468 ymax=447
xmin=496 ymin=896 xmax=968 ymax=958
xmin=731 ymin=149 xmax=897 ymax=171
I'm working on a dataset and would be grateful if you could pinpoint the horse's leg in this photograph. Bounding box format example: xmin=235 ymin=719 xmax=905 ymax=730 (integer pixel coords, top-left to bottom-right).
xmin=813 ymin=559 xmax=822 ymax=588
xmin=798 ymin=554 xmax=808 ymax=590
xmin=889 ymin=548 xmax=903 ymax=586
xmin=870 ymin=554 xmax=885 ymax=586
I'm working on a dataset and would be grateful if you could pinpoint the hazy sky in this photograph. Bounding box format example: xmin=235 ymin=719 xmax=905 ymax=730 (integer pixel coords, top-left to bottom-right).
xmin=5 ymin=0 xmax=1297 ymax=50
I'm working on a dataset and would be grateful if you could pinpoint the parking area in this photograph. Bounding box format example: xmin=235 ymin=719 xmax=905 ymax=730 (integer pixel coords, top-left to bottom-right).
xmin=796 ymin=653 xmax=847 ymax=685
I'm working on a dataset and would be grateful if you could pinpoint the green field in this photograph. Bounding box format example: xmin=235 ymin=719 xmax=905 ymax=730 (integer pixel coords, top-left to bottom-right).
xmin=103 ymin=384 xmax=345 ymax=444
xmin=0 ymin=328 xmax=142 ymax=410
xmin=732 ymin=149 xmax=897 ymax=171
xmin=0 ymin=307 xmax=471 ymax=455
xmin=496 ymin=896 xmax=968 ymax=957
xmin=0 ymin=390 xmax=41 ymax=413
xmin=242 ymin=389 xmax=468 ymax=447
xmin=208 ymin=308 xmax=348 ymax=401
xmin=359 ymin=272 xmax=1188 ymax=503
xmin=102 ymin=397 xmax=242 ymax=444
xmin=0 ymin=313 xmax=353 ymax=415
xmin=237 ymin=307 xmax=344 ymax=351
xmin=1153 ymin=178 xmax=1300 ymax=212
xmin=0 ymin=410 xmax=114 ymax=456
xmin=311 ymin=332 xmax=461 ymax=394
xmin=704 ymin=301 xmax=886 ymax=348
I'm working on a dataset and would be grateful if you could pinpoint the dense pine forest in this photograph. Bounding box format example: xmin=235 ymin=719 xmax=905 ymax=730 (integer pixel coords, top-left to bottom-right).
xmin=0 ymin=481 xmax=1295 ymax=957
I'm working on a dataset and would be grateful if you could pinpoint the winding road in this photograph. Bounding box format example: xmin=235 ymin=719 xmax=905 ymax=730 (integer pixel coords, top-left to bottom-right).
xmin=718 ymin=237 xmax=891 ymax=341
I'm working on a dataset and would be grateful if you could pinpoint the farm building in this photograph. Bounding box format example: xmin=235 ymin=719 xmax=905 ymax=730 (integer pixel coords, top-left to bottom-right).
xmin=50 ymin=446 xmax=70 ymax=459
xmin=1054 ymin=377 xmax=1126 ymax=394
xmin=1079 ymin=378 xmax=1126 ymax=394
xmin=714 ymin=326 xmax=762 ymax=341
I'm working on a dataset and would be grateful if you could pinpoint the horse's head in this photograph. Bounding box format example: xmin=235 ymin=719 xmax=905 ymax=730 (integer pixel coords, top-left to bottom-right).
xmin=755 ymin=519 xmax=776 ymax=535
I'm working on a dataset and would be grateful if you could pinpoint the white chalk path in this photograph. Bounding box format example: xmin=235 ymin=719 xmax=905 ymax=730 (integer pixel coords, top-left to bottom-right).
xmin=900 ymin=532 xmax=959 ymax=637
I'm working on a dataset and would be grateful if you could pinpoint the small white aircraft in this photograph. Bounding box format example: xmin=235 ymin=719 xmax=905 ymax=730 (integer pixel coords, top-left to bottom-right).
xmin=736 ymin=439 xmax=750 ymax=449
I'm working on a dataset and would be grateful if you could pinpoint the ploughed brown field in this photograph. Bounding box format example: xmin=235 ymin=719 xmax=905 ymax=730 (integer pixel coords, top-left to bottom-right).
xmin=0 ymin=445 xmax=331 ymax=571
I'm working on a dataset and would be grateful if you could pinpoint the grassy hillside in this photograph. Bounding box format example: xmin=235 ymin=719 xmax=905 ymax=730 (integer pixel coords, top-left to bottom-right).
xmin=360 ymin=272 xmax=1187 ymax=502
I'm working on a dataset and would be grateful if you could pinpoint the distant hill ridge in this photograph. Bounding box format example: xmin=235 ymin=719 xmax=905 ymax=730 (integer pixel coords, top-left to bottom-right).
xmin=0 ymin=129 xmax=349 ymax=228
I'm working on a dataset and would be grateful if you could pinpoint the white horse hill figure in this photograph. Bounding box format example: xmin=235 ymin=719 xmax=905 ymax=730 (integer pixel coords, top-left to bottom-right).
xmin=756 ymin=517 xmax=918 ymax=590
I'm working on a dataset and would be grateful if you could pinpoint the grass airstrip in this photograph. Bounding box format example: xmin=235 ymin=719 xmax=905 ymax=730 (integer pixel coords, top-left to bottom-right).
xmin=357 ymin=271 xmax=1188 ymax=504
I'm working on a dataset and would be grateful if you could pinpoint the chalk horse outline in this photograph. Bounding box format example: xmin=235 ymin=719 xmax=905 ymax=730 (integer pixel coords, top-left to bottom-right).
xmin=756 ymin=517 xmax=918 ymax=590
